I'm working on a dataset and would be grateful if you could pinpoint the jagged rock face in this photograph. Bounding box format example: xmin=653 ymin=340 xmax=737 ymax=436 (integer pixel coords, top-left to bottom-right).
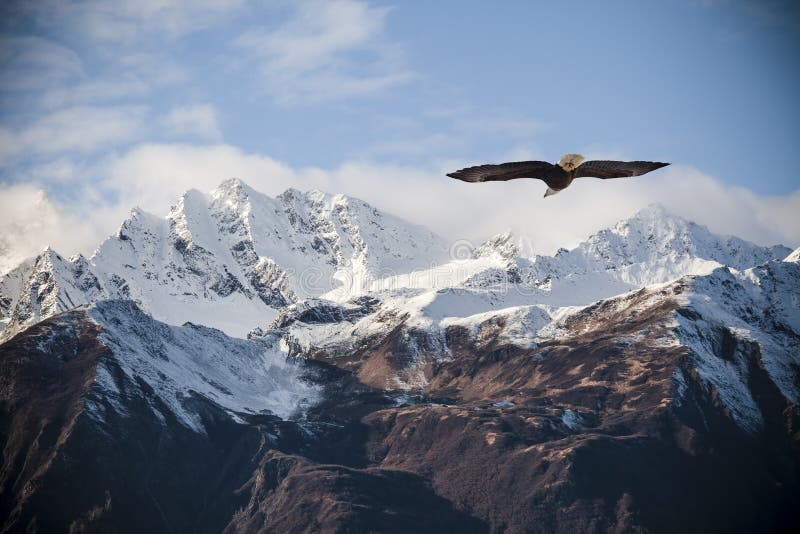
xmin=0 ymin=250 xmax=101 ymax=337
xmin=473 ymin=231 xmax=519 ymax=260
xmin=0 ymin=181 xmax=448 ymax=339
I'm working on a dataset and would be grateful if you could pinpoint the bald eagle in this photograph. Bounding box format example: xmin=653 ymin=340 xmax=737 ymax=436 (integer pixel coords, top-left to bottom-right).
xmin=447 ymin=154 xmax=669 ymax=197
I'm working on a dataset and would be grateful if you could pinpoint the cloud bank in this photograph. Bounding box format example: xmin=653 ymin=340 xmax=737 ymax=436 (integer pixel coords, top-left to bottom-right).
xmin=1 ymin=142 xmax=797 ymax=274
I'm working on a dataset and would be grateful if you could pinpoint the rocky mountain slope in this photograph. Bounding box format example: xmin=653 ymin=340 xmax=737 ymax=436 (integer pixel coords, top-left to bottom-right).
xmin=2 ymin=258 xmax=798 ymax=532
xmin=1 ymin=180 xmax=798 ymax=533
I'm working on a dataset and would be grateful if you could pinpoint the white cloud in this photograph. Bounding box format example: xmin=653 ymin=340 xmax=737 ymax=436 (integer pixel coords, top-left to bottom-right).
xmin=102 ymin=147 xmax=797 ymax=253
xmin=31 ymin=52 xmax=188 ymax=111
xmin=162 ymin=104 xmax=221 ymax=141
xmin=3 ymin=144 xmax=798 ymax=274
xmin=22 ymin=157 xmax=82 ymax=184
xmin=26 ymin=0 xmax=247 ymax=44
xmin=38 ymin=78 xmax=151 ymax=109
xmin=97 ymin=143 xmax=299 ymax=214
xmin=0 ymin=105 xmax=147 ymax=166
xmin=234 ymin=0 xmax=413 ymax=103
xmin=0 ymin=183 xmax=97 ymax=274
xmin=0 ymin=32 xmax=188 ymax=110
xmin=0 ymin=36 xmax=83 ymax=91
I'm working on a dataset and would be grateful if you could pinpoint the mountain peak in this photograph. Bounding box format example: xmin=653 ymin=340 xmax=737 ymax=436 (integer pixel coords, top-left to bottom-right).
xmin=211 ymin=177 xmax=260 ymax=204
xmin=277 ymin=187 xmax=303 ymax=199
xmin=39 ymin=246 xmax=64 ymax=265
xmin=307 ymin=188 xmax=330 ymax=201
xmin=474 ymin=231 xmax=518 ymax=260
xmin=170 ymin=188 xmax=207 ymax=214
xmin=216 ymin=176 xmax=247 ymax=191
xmin=617 ymin=203 xmax=685 ymax=229
xmin=277 ymin=187 xmax=333 ymax=205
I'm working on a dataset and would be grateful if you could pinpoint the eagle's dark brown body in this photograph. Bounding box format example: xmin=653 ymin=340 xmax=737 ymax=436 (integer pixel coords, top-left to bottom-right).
xmin=447 ymin=157 xmax=669 ymax=197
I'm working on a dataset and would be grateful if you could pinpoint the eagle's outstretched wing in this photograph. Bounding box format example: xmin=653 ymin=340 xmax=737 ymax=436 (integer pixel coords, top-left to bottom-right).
xmin=573 ymin=160 xmax=669 ymax=179
xmin=447 ymin=161 xmax=566 ymax=184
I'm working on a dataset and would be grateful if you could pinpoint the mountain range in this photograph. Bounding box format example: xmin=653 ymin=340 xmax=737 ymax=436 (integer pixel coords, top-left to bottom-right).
xmin=1 ymin=179 xmax=798 ymax=533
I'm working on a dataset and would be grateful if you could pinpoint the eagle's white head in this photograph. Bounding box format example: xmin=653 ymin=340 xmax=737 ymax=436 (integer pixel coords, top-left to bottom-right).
xmin=558 ymin=153 xmax=585 ymax=171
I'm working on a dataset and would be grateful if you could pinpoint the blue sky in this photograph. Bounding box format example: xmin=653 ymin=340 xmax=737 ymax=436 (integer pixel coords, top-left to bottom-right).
xmin=0 ymin=0 xmax=798 ymax=270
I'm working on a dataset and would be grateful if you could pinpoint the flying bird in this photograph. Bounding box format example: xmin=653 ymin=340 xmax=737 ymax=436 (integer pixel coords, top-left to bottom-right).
xmin=447 ymin=154 xmax=669 ymax=197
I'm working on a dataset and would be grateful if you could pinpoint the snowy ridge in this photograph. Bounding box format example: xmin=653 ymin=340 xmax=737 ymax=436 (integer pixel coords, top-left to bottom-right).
xmin=672 ymin=260 xmax=800 ymax=431
xmin=534 ymin=255 xmax=800 ymax=434
xmin=550 ymin=204 xmax=789 ymax=275
xmin=1 ymin=184 xmax=787 ymax=343
xmin=0 ymin=249 xmax=102 ymax=335
xmin=84 ymin=300 xmax=318 ymax=431
xmin=0 ymin=179 xmax=448 ymax=339
xmin=520 ymin=204 xmax=789 ymax=303
xmin=273 ymin=252 xmax=799 ymax=424
xmin=366 ymin=204 xmax=790 ymax=312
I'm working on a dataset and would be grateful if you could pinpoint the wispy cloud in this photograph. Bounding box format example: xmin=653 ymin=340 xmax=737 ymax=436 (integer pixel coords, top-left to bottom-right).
xmin=162 ymin=104 xmax=222 ymax=141
xmin=4 ymin=143 xmax=796 ymax=272
xmin=366 ymin=134 xmax=463 ymax=158
xmin=22 ymin=0 xmax=247 ymax=44
xmin=0 ymin=36 xmax=83 ymax=92
xmin=234 ymin=0 xmax=413 ymax=103
xmin=358 ymin=107 xmax=549 ymax=163
xmin=0 ymin=105 xmax=147 ymax=166
xmin=37 ymin=53 xmax=187 ymax=109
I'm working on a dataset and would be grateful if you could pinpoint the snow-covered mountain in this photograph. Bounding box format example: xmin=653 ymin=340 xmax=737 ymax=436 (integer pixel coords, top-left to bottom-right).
xmin=0 ymin=181 xmax=790 ymax=349
xmin=0 ymin=179 xmax=448 ymax=339
xmin=368 ymin=204 xmax=790 ymax=306
xmin=2 ymin=179 xmax=799 ymax=532
xmin=3 ymin=239 xmax=798 ymax=533
xmin=0 ymin=183 xmax=795 ymax=420
xmin=545 ymin=203 xmax=788 ymax=274
xmin=0 ymin=249 xmax=103 ymax=335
